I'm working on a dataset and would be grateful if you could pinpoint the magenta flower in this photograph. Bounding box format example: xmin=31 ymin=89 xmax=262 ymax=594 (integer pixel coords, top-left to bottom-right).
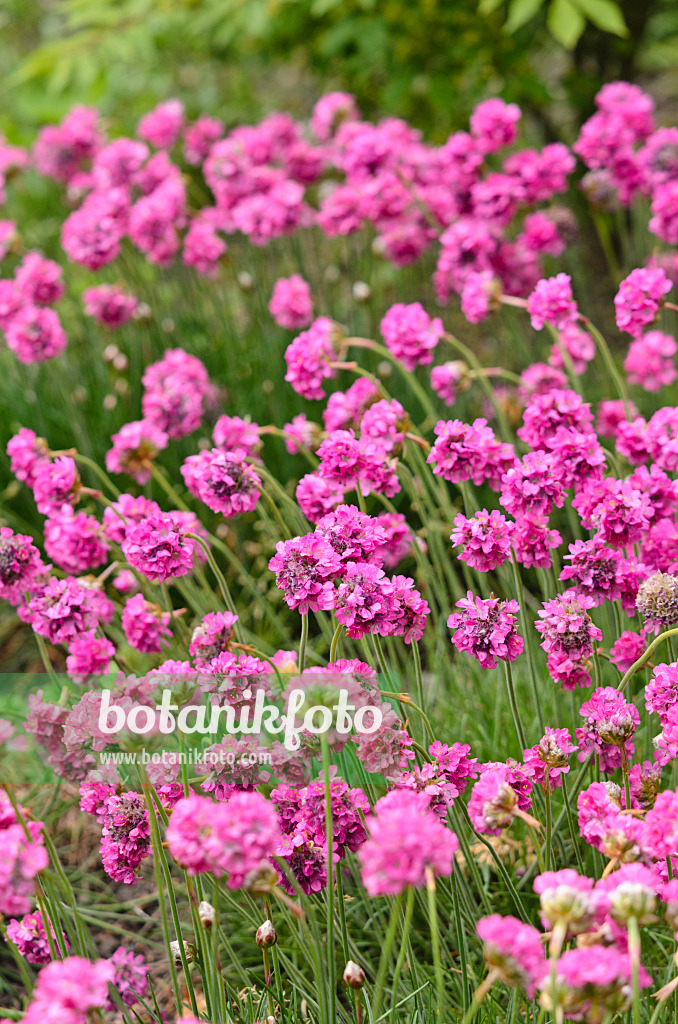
xmin=296 ymin=472 xmax=344 ymax=522
xmin=26 ymin=576 xmax=99 ymax=645
xmin=6 ymin=304 xmax=67 ymax=363
xmin=83 ymin=284 xmax=138 ymax=328
xmin=614 ymin=266 xmax=672 ymax=337
xmin=14 ymin=251 xmax=64 ymax=306
xmin=527 ymin=273 xmax=578 ymax=331
xmin=32 ymin=455 xmax=80 ymax=514
xmin=142 ymin=348 xmax=215 ymax=439
xmin=7 ymin=427 xmax=49 ymax=487
xmin=167 ymin=792 xmax=281 ymax=887
xmin=335 ymin=561 xmax=396 ymax=639
xmin=122 ymin=511 xmax=194 ymax=583
xmin=44 ymin=508 xmax=109 ymax=575
xmin=523 ymin=727 xmax=577 ymax=790
xmin=610 ymin=631 xmax=646 ymax=674
xmin=314 ymin=504 xmax=388 ymax=565
xmin=448 ymin=592 xmax=523 ymax=669
xmin=99 ymin=792 xmax=151 ymax=884
xmin=66 ymin=631 xmax=116 ymax=685
xmin=580 ymin=686 xmax=639 ymax=747
xmin=0 ymin=527 xmax=44 ymax=606
xmin=501 ymin=450 xmax=566 ymax=519
xmin=625 ymin=330 xmax=677 ymax=391
xmin=358 ymin=789 xmax=458 ymax=896
xmin=189 ymin=610 xmax=239 ymax=668
xmin=268 ymin=533 xmax=342 ymax=612
xmin=284 ymin=316 xmax=340 ymax=400
xmin=18 ymin=957 xmax=115 ymax=1020
xmin=122 ymin=594 xmax=172 ymax=653
xmin=430 ymin=361 xmax=467 ymax=405
xmin=470 ymin=98 xmax=521 ymax=152
xmin=518 ymin=388 xmax=593 ymax=451
xmin=476 ymin=914 xmax=544 ymax=997
xmin=451 ymin=509 xmax=513 ymax=572
xmin=380 ymin=301 xmax=443 ymax=370
xmin=181 ymin=448 xmax=261 ymax=517
xmin=427 ymin=418 xmax=515 ymax=489
xmin=6 ymin=910 xmax=68 ymax=964
xmin=269 ymin=273 xmax=313 ymax=329
xmin=106 ymin=420 xmax=168 ymax=484
xmin=535 ymin=591 xmax=602 ymax=661
xmin=511 ymin=516 xmax=562 ymax=570
xmin=108 ymin=946 xmax=149 ymax=1008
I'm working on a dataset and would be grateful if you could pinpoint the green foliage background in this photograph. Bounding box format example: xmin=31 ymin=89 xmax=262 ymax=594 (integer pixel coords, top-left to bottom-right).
xmin=1 ymin=0 xmax=678 ymax=144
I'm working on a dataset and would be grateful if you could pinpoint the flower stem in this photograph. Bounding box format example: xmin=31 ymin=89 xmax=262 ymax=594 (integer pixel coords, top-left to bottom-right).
xmin=321 ymin=733 xmax=336 ymax=1024
xmin=370 ymin=891 xmax=404 ymax=1022
xmin=298 ymin=612 xmax=309 ymax=672
xmin=329 ymin=622 xmax=343 ymax=663
xmin=504 ymin=659 xmax=528 ymax=752
xmin=390 ymin=885 xmax=415 ymax=1020
xmin=425 ymin=867 xmax=445 ymax=1018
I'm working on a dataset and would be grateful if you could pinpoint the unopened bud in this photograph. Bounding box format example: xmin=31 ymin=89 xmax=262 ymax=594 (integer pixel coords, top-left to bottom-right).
xmin=243 ymin=860 xmax=278 ymax=895
xmin=199 ymin=901 xmax=215 ymax=928
xmin=169 ymin=939 xmax=197 ymax=969
xmin=256 ymin=920 xmax=277 ymax=948
xmin=343 ymin=960 xmax=365 ymax=989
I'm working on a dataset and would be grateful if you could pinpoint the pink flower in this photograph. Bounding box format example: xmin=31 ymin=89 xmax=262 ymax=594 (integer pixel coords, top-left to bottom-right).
xmin=66 ymin=631 xmax=115 ymax=685
xmin=476 ymin=915 xmax=544 ymax=997
xmin=284 ymin=317 xmax=340 ymax=400
xmin=296 ymin=473 xmax=344 ymax=522
xmin=311 ymin=92 xmax=360 ymax=141
xmin=44 ymin=508 xmax=109 ymax=574
xmin=182 ymin=214 xmax=227 ymax=277
xmin=610 ymin=631 xmax=646 ymax=673
xmin=358 ymin=790 xmax=458 ymax=895
xmin=323 ymin=377 xmax=379 ymax=431
xmin=7 ymin=428 xmax=49 ymax=487
xmin=269 ymin=274 xmax=313 ymax=329
xmin=314 ymin=504 xmax=388 ymax=565
xmin=122 ymin=594 xmax=171 ymax=653
xmin=500 ymin=450 xmax=565 ymax=518
xmin=183 ymin=115 xmax=224 ymax=164
xmin=189 ymin=610 xmax=239 ymax=668
xmin=14 ymin=252 xmax=64 ymax=305
xmin=580 ymin=686 xmax=639 ymax=747
xmin=108 ymin=946 xmax=149 ymax=1007
xmin=549 ymin=946 xmax=651 ymax=1008
xmin=181 ymin=448 xmax=261 ymax=517
xmin=32 ymin=455 xmax=80 ymax=514
xmin=430 ymin=361 xmax=467 ymax=405
xmin=268 ymin=533 xmax=342 ymax=612
xmin=535 ymin=592 xmax=602 ymax=660
xmin=83 ymin=284 xmax=138 ymax=328
xmin=511 ymin=516 xmax=562 ymax=570
xmin=650 ymin=180 xmax=678 ymax=245
xmin=316 ymin=430 xmax=400 ymax=498
xmin=0 ymin=527 xmax=44 ymax=606
xmin=6 ymin=910 xmax=68 ymax=964
xmin=450 ymin=509 xmax=513 ymax=572
xmin=121 ymin=511 xmax=194 ymax=583
xmin=519 ymin=388 xmax=593 ymax=450
xmin=372 ymin=512 xmax=413 ymax=568
xmin=615 ymin=266 xmax=672 ymax=337
xmin=106 ymin=420 xmax=169 ymax=484
xmin=427 ymin=418 xmax=514 ymax=489
xmin=166 ymin=792 xmax=280 ymax=887
xmin=448 ymin=592 xmax=523 ymax=669
xmin=33 ymin=106 xmax=103 ymax=183
xmin=527 ymin=273 xmax=578 ymax=331
xmin=597 ymin=398 xmax=637 ymax=436
xmin=646 ymin=661 xmax=678 ymax=723
xmin=334 ymin=561 xmax=396 ymax=638
xmin=20 ymin=957 xmax=115 ymax=1021
xmin=26 ymin=576 xmax=98 ymax=645
xmin=470 ymin=98 xmax=521 ymax=152
xmin=360 ymin=398 xmax=406 ymax=452
xmin=380 ymin=302 xmax=443 ymax=370
xmin=100 ymin=792 xmax=151 ymax=884
xmin=142 ymin=349 xmax=215 ymax=439
xmin=523 ymin=728 xmax=577 ymax=790
xmin=213 ymin=415 xmax=260 ymax=456
xmin=283 ymin=413 xmax=319 ymax=455
xmin=137 ymin=98 xmax=184 ymax=149
xmin=460 ymin=270 xmax=500 ymax=323
xmin=624 ymin=330 xmax=677 ymax=391
xmin=5 ymin=305 xmax=67 ymax=363
xmin=61 ymin=188 xmax=127 ymax=270
xmin=468 ymin=765 xmax=530 ymax=835
xmin=0 ymin=792 xmax=48 ymax=917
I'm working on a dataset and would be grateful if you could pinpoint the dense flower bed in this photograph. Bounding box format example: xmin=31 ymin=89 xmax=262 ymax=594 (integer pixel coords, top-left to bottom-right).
xmin=2 ymin=81 xmax=678 ymax=1024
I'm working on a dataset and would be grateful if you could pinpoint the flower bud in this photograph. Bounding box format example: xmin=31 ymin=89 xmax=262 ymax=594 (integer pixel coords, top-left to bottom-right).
xmin=343 ymin=960 xmax=365 ymax=989
xmin=609 ymin=883 xmax=657 ymax=926
xmin=243 ymin=860 xmax=279 ymax=895
xmin=198 ymin=901 xmax=215 ymax=928
xmin=256 ymin=920 xmax=277 ymax=948
xmin=169 ymin=939 xmax=197 ymax=969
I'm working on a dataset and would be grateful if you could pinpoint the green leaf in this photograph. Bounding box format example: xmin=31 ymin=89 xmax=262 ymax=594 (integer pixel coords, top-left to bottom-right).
xmin=570 ymin=0 xmax=627 ymax=36
xmin=505 ymin=0 xmax=545 ymax=32
xmin=478 ymin=0 xmax=504 ymax=15
xmin=547 ymin=0 xmax=585 ymax=47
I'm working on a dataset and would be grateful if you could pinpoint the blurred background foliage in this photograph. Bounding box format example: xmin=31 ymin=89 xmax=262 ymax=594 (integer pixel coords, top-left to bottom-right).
xmin=0 ymin=0 xmax=677 ymax=145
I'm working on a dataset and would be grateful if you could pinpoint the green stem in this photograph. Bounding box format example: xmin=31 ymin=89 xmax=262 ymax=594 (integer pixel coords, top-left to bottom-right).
xmin=390 ymin=886 xmax=415 ymax=1020
xmin=299 ymin=612 xmax=309 ymax=673
xmin=187 ymin=533 xmax=243 ymax=641
xmin=618 ymin=628 xmax=678 ymax=692
xmin=580 ymin=315 xmax=632 ymax=415
xmin=504 ymin=659 xmax=528 ymax=752
xmin=544 ymin=783 xmax=552 ymax=873
xmin=562 ymin=776 xmax=585 ymax=874
xmin=510 ymin=552 xmax=543 ymax=733
xmin=321 ymin=734 xmax=336 ymax=1024
xmin=370 ymin=892 xmax=405 ymax=1021
xmin=628 ymin=915 xmax=642 ymax=1024
xmin=329 ymin=622 xmax=343 ymax=663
